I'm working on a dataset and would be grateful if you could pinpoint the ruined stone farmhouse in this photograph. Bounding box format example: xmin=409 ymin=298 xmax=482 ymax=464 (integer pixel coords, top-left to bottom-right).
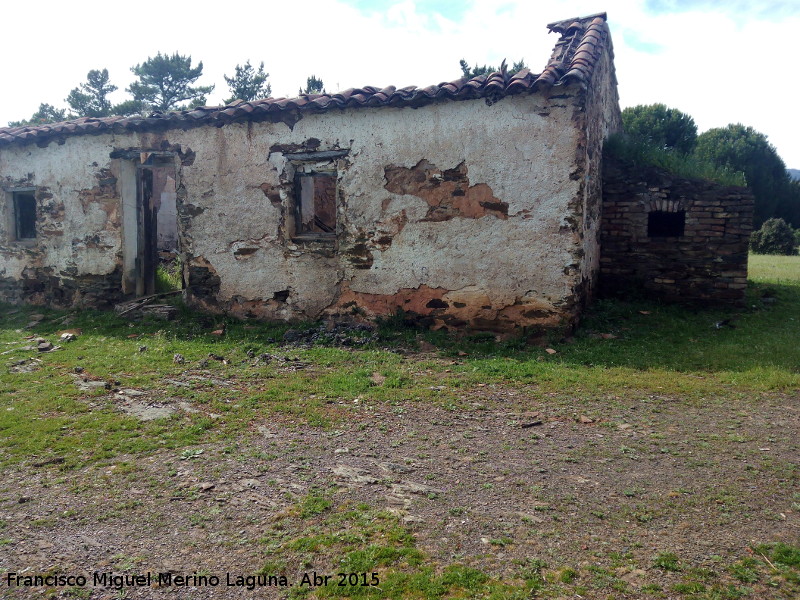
xmin=0 ymin=13 xmax=751 ymax=332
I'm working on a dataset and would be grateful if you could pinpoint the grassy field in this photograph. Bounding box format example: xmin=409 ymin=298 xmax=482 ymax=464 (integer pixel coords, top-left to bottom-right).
xmin=0 ymin=255 xmax=798 ymax=599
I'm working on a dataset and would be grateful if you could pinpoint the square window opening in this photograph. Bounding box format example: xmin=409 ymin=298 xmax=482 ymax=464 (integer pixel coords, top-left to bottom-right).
xmin=648 ymin=210 xmax=685 ymax=237
xmin=295 ymin=172 xmax=336 ymax=236
xmin=13 ymin=191 xmax=37 ymax=240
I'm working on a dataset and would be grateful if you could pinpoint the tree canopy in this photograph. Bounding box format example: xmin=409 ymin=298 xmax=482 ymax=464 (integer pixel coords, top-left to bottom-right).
xmin=300 ymin=75 xmax=325 ymax=95
xmin=8 ymin=103 xmax=68 ymax=127
xmin=459 ymin=58 xmax=526 ymax=79
xmin=749 ymin=218 xmax=797 ymax=255
xmin=128 ymin=52 xmax=214 ymax=112
xmin=695 ymin=124 xmax=793 ymax=226
xmin=224 ymin=60 xmax=271 ymax=103
xmin=65 ymin=69 xmax=117 ymax=118
xmin=621 ymin=104 xmax=697 ymax=154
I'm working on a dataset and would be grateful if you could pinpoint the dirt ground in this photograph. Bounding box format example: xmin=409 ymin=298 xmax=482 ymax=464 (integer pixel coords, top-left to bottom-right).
xmin=1 ymin=381 xmax=798 ymax=599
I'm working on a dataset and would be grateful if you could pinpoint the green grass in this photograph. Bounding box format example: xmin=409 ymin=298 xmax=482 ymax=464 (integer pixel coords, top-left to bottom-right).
xmin=1 ymin=255 xmax=799 ymax=471
xmin=2 ymin=255 xmax=800 ymax=599
xmin=154 ymin=258 xmax=183 ymax=293
xmin=748 ymin=254 xmax=800 ymax=283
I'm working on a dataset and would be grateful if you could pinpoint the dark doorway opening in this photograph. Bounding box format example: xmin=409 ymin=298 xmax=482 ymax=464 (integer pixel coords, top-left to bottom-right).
xmin=136 ymin=160 xmax=179 ymax=295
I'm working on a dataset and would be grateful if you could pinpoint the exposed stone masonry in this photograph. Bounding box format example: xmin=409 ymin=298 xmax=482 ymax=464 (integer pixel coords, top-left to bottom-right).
xmin=599 ymin=157 xmax=753 ymax=304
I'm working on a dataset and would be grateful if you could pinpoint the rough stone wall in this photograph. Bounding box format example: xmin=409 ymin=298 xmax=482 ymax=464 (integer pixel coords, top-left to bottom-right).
xmin=0 ymin=143 xmax=126 ymax=307
xmin=0 ymin=85 xmax=617 ymax=330
xmin=569 ymin=35 xmax=622 ymax=311
xmin=600 ymin=157 xmax=753 ymax=304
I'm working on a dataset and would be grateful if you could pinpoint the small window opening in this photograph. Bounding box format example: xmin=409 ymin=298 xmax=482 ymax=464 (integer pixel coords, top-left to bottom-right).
xmin=13 ymin=191 xmax=37 ymax=239
xmin=648 ymin=210 xmax=685 ymax=237
xmin=296 ymin=173 xmax=336 ymax=235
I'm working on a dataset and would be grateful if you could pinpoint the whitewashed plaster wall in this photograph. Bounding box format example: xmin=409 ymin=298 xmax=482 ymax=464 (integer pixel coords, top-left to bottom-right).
xmin=0 ymin=86 xmax=604 ymax=329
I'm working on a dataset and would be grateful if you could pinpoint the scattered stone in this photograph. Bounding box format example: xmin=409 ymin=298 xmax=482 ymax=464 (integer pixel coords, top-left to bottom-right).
xmin=164 ymin=378 xmax=190 ymax=387
xmin=402 ymin=515 xmax=425 ymax=524
xmin=198 ymin=482 xmax=215 ymax=492
xmin=578 ymin=415 xmax=595 ymax=424
xmin=173 ymin=353 xmax=185 ymax=364
xmin=59 ymin=332 xmax=78 ymax=342
xmin=72 ymin=376 xmax=111 ymax=392
xmin=37 ymin=341 xmax=54 ymax=352
xmin=332 ymin=465 xmax=379 ymax=485
xmin=378 ymin=462 xmax=415 ymax=474
xmin=417 ymin=339 xmax=437 ymax=353
xmin=283 ymin=329 xmax=302 ymax=342
xmin=9 ymin=358 xmax=42 ymax=373
xmin=138 ymin=345 xmax=147 ymax=352
xmin=74 ymin=366 xmax=84 ymax=373
xmin=334 ymin=448 xmax=350 ymax=455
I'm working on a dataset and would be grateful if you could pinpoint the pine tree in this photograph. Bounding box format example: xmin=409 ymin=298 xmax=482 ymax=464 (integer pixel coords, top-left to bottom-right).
xmin=128 ymin=52 xmax=214 ymax=112
xmin=224 ymin=61 xmax=271 ymax=103
xmin=66 ymin=69 xmax=117 ymax=118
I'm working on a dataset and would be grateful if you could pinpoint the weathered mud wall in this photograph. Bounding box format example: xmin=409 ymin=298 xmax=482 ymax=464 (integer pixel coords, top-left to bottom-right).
xmin=0 ymin=143 xmax=126 ymax=307
xmin=600 ymin=157 xmax=753 ymax=304
xmin=174 ymin=93 xmax=593 ymax=330
xmin=1 ymin=87 xmax=615 ymax=330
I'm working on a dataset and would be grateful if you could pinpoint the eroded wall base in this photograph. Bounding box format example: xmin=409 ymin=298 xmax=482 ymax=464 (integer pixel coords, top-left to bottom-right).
xmin=0 ymin=266 xmax=124 ymax=309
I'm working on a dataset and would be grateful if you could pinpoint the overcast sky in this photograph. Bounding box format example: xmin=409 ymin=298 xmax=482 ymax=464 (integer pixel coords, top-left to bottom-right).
xmin=1 ymin=0 xmax=798 ymax=167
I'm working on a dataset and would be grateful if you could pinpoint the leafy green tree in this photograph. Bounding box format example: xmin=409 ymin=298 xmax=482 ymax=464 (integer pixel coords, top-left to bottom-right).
xmin=778 ymin=180 xmax=800 ymax=228
xmin=459 ymin=58 xmax=526 ymax=79
xmin=66 ymin=69 xmax=117 ymax=118
xmin=749 ymin=218 xmax=796 ymax=255
xmin=695 ymin=124 xmax=793 ymax=226
xmin=621 ymin=104 xmax=697 ymax=154
xmin=111 ymin=99 xmax=149 ymax=117
xmin=224 ymin=60 xmax=271 ymax=103
xmin=8 ymin=103 xmax=68 ymax=127
xmin=299 ymin=75 xmax=325 ymax=95
xmin=128 ymin=52 xmax=214 ymax=112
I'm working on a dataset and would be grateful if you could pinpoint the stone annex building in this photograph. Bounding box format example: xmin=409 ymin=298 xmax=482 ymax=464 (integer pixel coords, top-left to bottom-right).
xmin=0 ymin=13 xmax=752 ymax=332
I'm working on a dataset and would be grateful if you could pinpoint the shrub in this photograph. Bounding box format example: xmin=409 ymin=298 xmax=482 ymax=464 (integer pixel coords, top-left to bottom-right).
xmin=604 ymin=134 xmax=745 ymax=187
xmin=749 ymin=218 xmax=797 ymax=255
